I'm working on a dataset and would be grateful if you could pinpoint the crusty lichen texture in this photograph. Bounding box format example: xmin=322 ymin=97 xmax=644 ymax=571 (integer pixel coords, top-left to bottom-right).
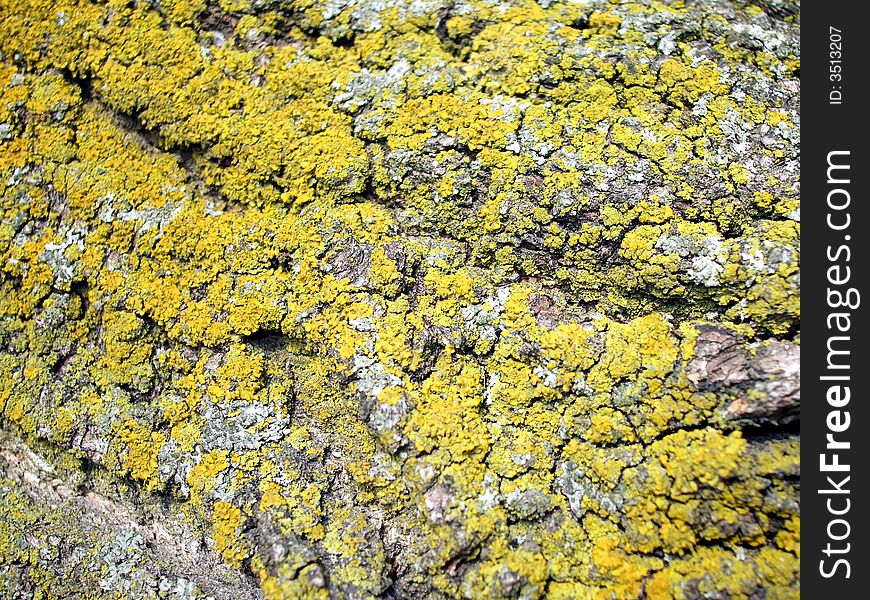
xmin=0 ymin=0 xmax=799 ymax=598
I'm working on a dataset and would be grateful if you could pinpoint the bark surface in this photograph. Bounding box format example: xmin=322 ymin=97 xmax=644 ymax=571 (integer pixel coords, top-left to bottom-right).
xmin=0 ymin=0 xmax=799 ymax=597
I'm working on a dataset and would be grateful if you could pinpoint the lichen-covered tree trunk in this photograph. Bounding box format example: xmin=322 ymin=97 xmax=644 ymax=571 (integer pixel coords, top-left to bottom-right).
xmin=0 ymin=0 xmax=799 ymax=598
